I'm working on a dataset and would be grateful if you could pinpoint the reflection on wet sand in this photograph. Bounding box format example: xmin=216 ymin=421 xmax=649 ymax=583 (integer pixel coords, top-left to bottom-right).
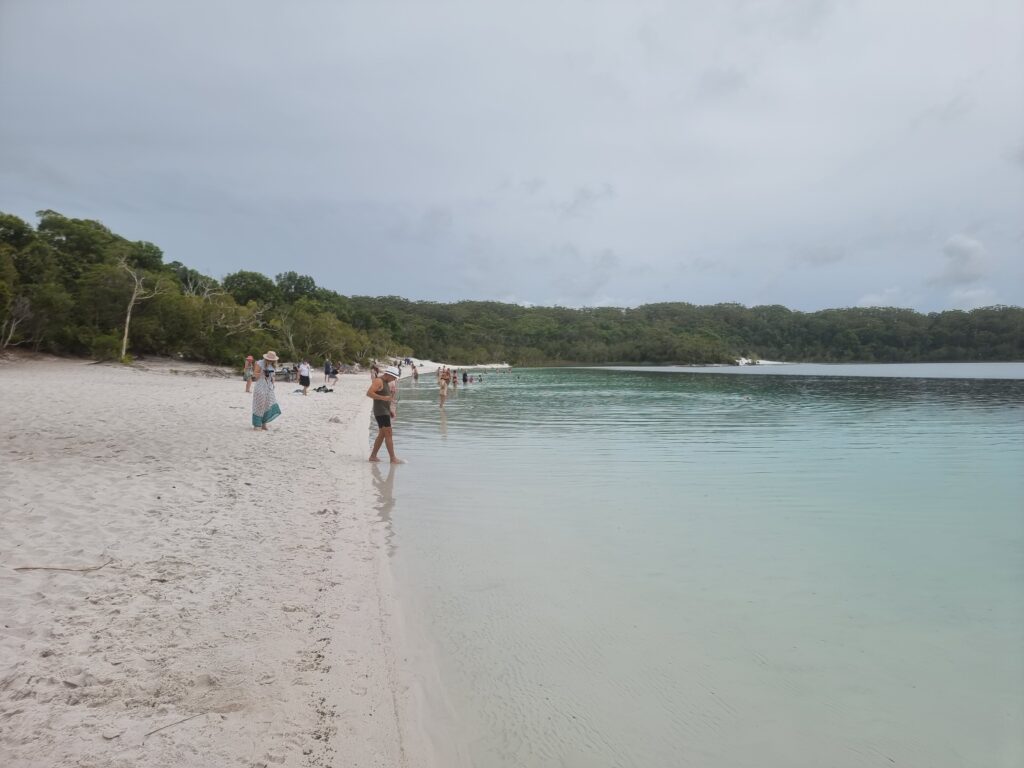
xmin=371 ymin=462 xmax=397 ymax=556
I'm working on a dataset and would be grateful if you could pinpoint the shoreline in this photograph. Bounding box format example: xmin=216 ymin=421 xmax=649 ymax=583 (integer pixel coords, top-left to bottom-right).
xmin=0 ymin=356 xmax=434 ymax=767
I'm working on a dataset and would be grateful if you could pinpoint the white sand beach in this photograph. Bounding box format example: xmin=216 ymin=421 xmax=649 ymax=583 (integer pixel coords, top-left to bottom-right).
xmin=0 ymin=356 xmax=431 ymax=768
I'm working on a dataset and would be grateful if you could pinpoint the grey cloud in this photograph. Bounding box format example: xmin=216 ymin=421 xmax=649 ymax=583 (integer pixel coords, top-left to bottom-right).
xmin=495 ymin=177 xmax=547 ymax=197
xmin=929 ymin=235 xmax=990 ymax=286
xmin=791 ymin=245 xmax=846 ymax=268
xmin=375 ymin=204 xmax=455 ymax=251
xmin=675 ymin=255 xmax=720 ymax=273
xmin=0 ymin=1 xmax=1021 ymax=312
xmin=635 ymin=23 xmax=660 ymax=57
xmin=857 ymin=287 xmax=916 ymax=309
xmin=417 ymin=208 xmax=455 ymax=245
xmin=551 ymin=245 xmax=620 ymax=304
xmin=557 ymin=184 xmax=615 ymax=219
xmin=695 ymin=67 xmax=748 ymax=100
xmin=949 ymin=286 xmax=998 ymax=309
xmin=522 ymin=177 xmax=546 ymax=196
xmin=912 ymin=93 xmax=974 ymax=128
xmin=733 ymin=0 xmax=839 ymax=39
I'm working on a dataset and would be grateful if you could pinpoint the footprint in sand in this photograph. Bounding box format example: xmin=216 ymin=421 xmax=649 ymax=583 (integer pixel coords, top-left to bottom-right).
xmin=58 ymin=667 xmax=95 ymax=688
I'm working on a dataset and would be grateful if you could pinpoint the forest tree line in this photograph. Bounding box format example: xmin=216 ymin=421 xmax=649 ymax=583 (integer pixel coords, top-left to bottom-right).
xmin=0 ymin=210 xmax=409 ymax=365
xmin=2 ymin=211 xmax=1021 ymax=367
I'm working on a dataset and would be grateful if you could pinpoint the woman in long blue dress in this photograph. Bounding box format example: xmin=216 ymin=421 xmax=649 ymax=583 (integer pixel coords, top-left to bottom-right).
xmin=252 ymin=351 xmax=282 ymax=430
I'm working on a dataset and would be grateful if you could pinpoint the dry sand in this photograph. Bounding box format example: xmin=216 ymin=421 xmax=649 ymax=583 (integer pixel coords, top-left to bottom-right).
xmin=0 ymin=356 xmax=429 ymax=768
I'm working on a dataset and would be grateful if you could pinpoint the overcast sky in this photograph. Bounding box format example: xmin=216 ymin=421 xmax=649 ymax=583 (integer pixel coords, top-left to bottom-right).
xmin=1 ymin=1 xmax=1021 ymax=311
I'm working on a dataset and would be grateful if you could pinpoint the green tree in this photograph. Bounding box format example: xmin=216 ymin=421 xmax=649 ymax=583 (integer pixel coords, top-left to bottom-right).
xmin=275 ymin=271 xmax=316 ymax=304
xmin=223 ymin=270 xmax=278 ymax=306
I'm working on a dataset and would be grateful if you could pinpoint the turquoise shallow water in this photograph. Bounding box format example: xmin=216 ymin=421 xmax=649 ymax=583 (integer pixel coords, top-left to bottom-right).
xmin=374 ymin=365 xmax=1024 ymax=768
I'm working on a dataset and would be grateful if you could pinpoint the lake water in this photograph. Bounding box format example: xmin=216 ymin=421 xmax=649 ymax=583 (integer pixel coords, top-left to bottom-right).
xmin=373 ymin=364 xmax=1024 ymax=768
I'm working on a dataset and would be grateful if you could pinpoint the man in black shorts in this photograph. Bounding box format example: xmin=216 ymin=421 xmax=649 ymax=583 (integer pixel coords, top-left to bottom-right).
xmin=366 ymin=366 xmax=403 ymax=463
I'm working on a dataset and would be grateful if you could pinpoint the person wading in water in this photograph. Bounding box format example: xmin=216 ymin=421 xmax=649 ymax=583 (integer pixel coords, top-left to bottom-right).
xmin=367 ymin=366 xmax=403 ymax=463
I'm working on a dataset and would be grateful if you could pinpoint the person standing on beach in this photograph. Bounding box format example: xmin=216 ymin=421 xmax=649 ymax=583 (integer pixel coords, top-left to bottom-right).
xmin=298 ymin=359 xmax=312 ymax=396
xmin=323 ymin=357 xmax=332 ymax=384
xmin=252 ymin=351 xmax=282 ymax=430
xmin=367 ymin=366 xmax=403 ymax=463
xmin=243 ymin=355 xmax=255 ymax=393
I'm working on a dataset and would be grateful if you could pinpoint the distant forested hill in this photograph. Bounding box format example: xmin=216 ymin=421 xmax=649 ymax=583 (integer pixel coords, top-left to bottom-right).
xmin=2 ymin=210 xmax=1021 ymax=366
xmin=345 ymin=297 xmax=1023 ymax=365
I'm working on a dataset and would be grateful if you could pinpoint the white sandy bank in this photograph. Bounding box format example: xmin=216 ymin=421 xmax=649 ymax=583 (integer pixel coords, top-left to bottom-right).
xmin=0 ymin=357 xmax=427 ymax=768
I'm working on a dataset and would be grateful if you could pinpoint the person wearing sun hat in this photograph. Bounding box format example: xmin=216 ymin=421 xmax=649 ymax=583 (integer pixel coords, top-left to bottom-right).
xmin=243 ymin=354 xmax=255 ymax=393
xmin=251 ymin=351 xmax=282 ymax=430
xmin=366 ymin=365 xmax=403 ymax=463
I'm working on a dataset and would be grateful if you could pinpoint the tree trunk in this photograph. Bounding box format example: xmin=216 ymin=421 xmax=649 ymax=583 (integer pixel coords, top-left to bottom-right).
xmin=1 ymin=296 xmax=31 ymax=350
xmin=121 ymin=285 xmax=139 ymax=360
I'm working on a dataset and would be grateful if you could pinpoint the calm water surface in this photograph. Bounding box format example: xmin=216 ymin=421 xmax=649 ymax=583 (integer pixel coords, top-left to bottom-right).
xmin=374 ymin=364 xmax=1024 ymax=768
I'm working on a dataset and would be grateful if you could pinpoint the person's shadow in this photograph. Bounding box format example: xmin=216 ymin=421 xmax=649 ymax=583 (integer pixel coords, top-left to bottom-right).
xmin=371 ymin=462 xmax=397 ymax=555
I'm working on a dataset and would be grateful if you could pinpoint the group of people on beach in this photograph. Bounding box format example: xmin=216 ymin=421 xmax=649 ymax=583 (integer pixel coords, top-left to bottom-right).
xmin=243 ymin=353 xmax=499 ymax=462
xmin=244 ymin=355 xmax=315 ymax=394
xmin=241 ymin=351 xmax=404 ymax=462
xmin=243 ymin=351 xmax=315 ymax=432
